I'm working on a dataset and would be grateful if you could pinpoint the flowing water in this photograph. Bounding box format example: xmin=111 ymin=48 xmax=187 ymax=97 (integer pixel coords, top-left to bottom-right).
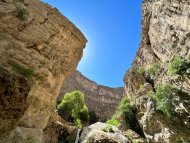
xmin=75 ymin=129 xmax=81 ymax=143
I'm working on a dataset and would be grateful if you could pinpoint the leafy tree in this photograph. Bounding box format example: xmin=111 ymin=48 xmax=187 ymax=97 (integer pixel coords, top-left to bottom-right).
xmin=168 ymin=56 xmax=190 ymax=77
xmin=57 ymin=91 xmax=89 ymax=128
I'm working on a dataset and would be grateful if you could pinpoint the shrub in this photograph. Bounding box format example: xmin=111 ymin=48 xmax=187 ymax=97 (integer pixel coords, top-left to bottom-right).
xmin=12 ymin=64 xmax=34 ymax=77
xmin=148 ymin=63 xmax=161 ymax=76
xmin=168 ymin=56 xmax=190 ymax=77
xmin=57 ymin=91 xmax=89 ymax=128
xmin=137 ymin=66 xmax=145 ymax=74
xmin=102 ymin=125 xmax=114 ymax=133
xmin=107 ymin=96 xmax=135 ymax=126
xmin=106 ymin=118 xmax=119 ymax=126
xmin=18 ymin=8 xmax=29 ymax=21
xmin=151 ymin=84 xmax=177 ymax=117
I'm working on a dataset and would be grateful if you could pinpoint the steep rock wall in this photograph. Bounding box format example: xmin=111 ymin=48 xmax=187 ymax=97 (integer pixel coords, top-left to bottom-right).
xmin=124 ymin=0 xmax=190 ymax=142
xmin=0 ymin=0 xmax=86 ymax=142
xmin=58 ymin=70 xmax=125 ymax=121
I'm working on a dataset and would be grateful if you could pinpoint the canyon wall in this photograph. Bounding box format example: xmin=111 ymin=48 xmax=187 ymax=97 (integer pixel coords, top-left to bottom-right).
xmin=0 ymin=0 xmax=86 ymax=142
xmin=124 ymin=0 xmax=190 ymax=142
xmin=58 ymin=70 xmax=125 ymax=121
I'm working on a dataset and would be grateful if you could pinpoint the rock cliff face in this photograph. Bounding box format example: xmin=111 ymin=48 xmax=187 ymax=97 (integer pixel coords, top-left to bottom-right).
xmin=124 ymin=0 xmax=190 ymax=142
xmin=58 ymin=70 xmax=125 ymax=121
xmin=0 ymin=0 xmax=86 ymax=142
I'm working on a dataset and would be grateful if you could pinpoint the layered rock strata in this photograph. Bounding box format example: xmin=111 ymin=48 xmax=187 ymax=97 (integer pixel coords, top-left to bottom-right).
xmin=58 ymin=70 xmax=125 ymax=121
xmin=0 ymin=0 xmax=86 ymax=142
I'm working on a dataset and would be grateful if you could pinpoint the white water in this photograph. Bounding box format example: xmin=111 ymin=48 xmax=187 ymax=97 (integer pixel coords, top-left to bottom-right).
xmin=75 ymin=129 xmax=81 ymax=143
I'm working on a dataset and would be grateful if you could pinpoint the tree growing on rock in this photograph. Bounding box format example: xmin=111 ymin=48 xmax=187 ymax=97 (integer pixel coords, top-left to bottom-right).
xmin=57 ymin=90 xmax=89 ymax=128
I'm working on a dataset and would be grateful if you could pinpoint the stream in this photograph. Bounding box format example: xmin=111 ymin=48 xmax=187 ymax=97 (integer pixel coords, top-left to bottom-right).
xmin=75 ymin=129 xmax=81 ymax=143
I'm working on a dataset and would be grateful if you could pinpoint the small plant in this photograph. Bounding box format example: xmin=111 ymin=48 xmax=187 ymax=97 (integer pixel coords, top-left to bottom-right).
xmin=12 ymin=64 xmax=34 ymax=77
xmin=106 ymin=118 xmax=119 ymax=126
xmin=86 ymin=135 xmax=94 ymax=143
xmin=148 ymin=63 xmax=161 ymax=76
xmin=102 ymin=125 xmax=114 ymax=133
xmin=168 ymin=56 xmax=190 ymax=77
xmin=151 ymin=84 xmax=177 ymax=117
xmin=137 ymin=66 xmax=145 ymax=74
xmin=18 ymin=8 xmax=29 ymax=21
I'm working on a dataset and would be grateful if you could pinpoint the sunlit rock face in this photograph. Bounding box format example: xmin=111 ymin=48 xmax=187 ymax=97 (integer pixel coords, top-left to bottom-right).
xmin=124 ymin=0 xmax=190 ymax=142
xmin=0 ymin=0 xmax=86 ymax=142
xmin=58 ymin=70 xmax=125 ymax=121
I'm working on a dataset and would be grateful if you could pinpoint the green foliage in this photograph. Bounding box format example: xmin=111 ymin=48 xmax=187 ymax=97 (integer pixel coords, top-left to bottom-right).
xmin=148 ymin=63 xmax=161 ymax=76
xmin=57 ymin=91 xmax=89 ymax=128
xmin=151 ymin=84 xmax=177 ymax=117
xmin=102 ymin=125 xmax=114 ymax=133
xmin=106 ymin=118 xmax=119 ymax=126
xmin=18 ymin=8 xmax=29 ymax=21
xmin=12 ymin=64 xmax=34 ymax=77
xmin=168 ymin=56 xmax=190 ymax=77
xmin=137 ymin=66 xmax=145 ymax=74
xmin=107 ymin=96 xmax=135 ymax=126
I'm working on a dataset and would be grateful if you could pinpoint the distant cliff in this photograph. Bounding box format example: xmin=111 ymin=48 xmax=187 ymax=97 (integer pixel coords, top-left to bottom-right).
xmin=58 ymin=70 xmax=125 ymax=121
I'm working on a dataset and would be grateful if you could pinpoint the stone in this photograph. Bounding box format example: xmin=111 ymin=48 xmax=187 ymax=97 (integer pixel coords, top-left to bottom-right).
xmin=123 ymin=0 xmax=190 ymax=142
xmin=0 ymin=0 xmax=87 ymax=142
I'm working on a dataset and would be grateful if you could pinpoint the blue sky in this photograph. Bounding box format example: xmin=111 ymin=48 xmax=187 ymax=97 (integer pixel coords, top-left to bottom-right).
xmin=41 ymin=0 xmax=142 ymax=87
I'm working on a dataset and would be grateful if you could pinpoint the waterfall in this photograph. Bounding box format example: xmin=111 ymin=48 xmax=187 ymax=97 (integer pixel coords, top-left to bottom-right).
xmin=75 ymin=129 xmax=81 ymax=143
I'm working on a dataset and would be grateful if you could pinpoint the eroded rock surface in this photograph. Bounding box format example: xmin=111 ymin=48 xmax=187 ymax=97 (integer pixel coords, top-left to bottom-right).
xmin=124 ymin=0 xmax=190 ymax=142
xmin=0 ymin=0 xmax=86 ymax=142
xmin=58 ymin=70 xmax=125 ymax=121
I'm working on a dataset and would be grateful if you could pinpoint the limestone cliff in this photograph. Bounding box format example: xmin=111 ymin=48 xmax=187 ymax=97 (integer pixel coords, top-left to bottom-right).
xmin=124 ymin=0 xmax=190 ymax=142
xmin=58 ymin=70 xmax=125 ymax=121
xmin=0 ymin=0 xmax=86 ymax=142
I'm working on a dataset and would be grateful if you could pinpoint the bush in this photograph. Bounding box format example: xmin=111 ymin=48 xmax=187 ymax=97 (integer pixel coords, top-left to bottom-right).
xmin=107 ymin=96 xmax=135 ymax=126
xmin=151 ymin=84 xmax=177 ymax=117
xmin=106 ymin=118 xmax=119 ymax=126
xmin=137 ymin=66 xmax=145 ymax=74
xmin=12 ymin=64 xmax=34 ymax=77
xmin=57 ymin=91 xmax=89 ymax=128
xmin=148 ymin=63 xmax=161 ymax=76
xmin=18 ymin=8 xmax=29 ymax=21
xmin=102 ymin=125 xmax=114 ymax=133
xmin=168 ymin=56 xmax=190 ymax=77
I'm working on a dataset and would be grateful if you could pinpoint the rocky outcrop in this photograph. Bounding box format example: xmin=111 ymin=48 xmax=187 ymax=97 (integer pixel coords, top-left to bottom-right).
xmin=58 ymin=70 xmax=125 ymax=121
xmin=80 ymin=122 xmax=144 ymax=143
xmin=0 ymin=0 xmax=86 ymax=142
xmin=124 ymin=0 xmax=190 ymax=142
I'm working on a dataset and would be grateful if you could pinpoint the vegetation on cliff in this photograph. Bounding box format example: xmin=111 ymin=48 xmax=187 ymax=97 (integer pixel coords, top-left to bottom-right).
xmin=151 ymin=84 xmax=177 ymax=117
xmin=57 ymin=91 xmax=89 ymax=128
xmin=107 ymin=96 xmax=135 ymax=126
xmin=168 ymin=56 xmax=190 ymax=77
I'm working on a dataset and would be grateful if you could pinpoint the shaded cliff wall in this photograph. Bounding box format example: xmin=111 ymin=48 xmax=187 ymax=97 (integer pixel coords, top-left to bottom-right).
xmin=124 ymin=0 xmax=190 ymax=142
xmin=58 ymin=70 xmax=125 ymax=121
xmin=0 ymin=0 xmax=86 ymax=142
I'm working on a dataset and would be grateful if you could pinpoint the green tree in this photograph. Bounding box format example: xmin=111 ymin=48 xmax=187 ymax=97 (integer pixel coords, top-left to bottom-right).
xmin=57 ymin=91 xmax=89 ymax=128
